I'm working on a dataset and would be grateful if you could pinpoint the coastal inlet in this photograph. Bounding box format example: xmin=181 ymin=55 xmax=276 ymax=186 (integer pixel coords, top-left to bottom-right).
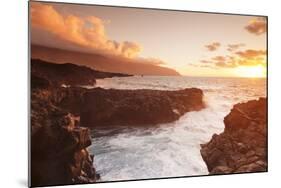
xmin=88 ymin=76 xmax=266 ymax=181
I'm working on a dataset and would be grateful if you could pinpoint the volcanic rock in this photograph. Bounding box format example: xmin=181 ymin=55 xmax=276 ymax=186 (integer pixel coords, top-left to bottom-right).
xmin=200 ymin=98 xmax=267 ymax=174
xmin=80 ymin=87 xmax=204 ymax=127
xmin=30 ymin=78 xmax=98 ymax=187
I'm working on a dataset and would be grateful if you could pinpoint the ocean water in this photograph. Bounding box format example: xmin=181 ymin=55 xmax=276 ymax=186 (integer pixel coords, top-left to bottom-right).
xmin=88 ymin=76 xmax=266 ymax=181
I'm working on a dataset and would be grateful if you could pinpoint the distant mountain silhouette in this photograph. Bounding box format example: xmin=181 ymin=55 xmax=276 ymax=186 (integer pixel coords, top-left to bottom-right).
xmin=31 ymin=45 xmax=180 ymax=76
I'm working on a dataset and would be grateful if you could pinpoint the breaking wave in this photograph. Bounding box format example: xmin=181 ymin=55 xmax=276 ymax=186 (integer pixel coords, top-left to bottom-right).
xmin=88 ymin=76 xmax=266 ymax=181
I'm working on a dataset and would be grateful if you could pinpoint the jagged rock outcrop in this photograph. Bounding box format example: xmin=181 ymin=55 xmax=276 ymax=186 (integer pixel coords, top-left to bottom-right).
xmin=31 ymin=59 xmax=131 ymax=86
xmin=80 ymin=87 xmax=204 ymax=127
xmin=200 ymin=98 xmax=267 ymax=174
xmin=31 ymin=77 xmax=99 ymax=187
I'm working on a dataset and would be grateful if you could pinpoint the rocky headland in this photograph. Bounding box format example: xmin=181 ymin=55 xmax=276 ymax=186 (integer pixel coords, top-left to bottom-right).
xmin=200 ymin=98 xmax=267 ymax=174
xmin=31 ymin=59 xmax=131 ymax=86
xmin=80 ymin=87 xmax=204 ymax=127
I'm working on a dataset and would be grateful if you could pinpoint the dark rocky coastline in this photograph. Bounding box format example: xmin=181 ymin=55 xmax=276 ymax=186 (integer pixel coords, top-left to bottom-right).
xmin=80 ymin=87 xmax=204 ymax=127
xmin=31 ymin=61 xmax=267 ymax=184
xmin=200 ymin=98 xmax=267 ymax=174
xmin=30 ymin=59 xmax=204 ymax=186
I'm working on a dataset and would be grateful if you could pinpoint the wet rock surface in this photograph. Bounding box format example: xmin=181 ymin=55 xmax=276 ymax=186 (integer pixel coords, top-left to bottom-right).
xmin=200 ymin=98 xmax=267 ymax=174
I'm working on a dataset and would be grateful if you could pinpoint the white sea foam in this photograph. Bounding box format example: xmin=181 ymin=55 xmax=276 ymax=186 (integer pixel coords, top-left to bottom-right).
xmin=88 ymin=76 xmax=266 ymax=181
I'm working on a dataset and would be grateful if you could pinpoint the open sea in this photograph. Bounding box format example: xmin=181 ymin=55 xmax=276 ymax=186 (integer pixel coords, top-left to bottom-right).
xmin=87 ymin=76 xmax=267 ymax=181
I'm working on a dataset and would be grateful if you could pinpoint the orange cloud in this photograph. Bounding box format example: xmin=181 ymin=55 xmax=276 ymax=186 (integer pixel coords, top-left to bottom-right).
xmin=215 ymin=61 xmax=237 ymax=68
xmin=227 ymin=43 xmax=245 ymax=52
xmin=212 ymin=56 xmax=226 ymax=63
xmin=199 ymin=49 xmax=266 ymax=68
xmin=236 ymin=49 xmax=266 ymax=59
xmin=212 ymin=55 xmax=237 ymax=68
xmin=245 ymin=18 xmax=267 ymax=35
xmin=235 ymin=49 xmax=266 ymax=67
xmin=30 ymin=2 xmax=141 ymax=58
xmin=205 ymin=42 xmax=221 ymax=51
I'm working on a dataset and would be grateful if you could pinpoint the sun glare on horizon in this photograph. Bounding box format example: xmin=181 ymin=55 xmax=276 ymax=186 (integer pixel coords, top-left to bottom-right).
xmin=235 ymin=65 xmax=266 ymax=78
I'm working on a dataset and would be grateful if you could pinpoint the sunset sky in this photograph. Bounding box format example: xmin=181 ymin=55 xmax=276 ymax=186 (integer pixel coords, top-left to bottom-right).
xmin=30 ymin=1 xmax=267 ymax=77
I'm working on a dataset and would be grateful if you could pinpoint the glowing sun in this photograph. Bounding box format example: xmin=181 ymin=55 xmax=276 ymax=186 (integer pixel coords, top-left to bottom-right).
xmin=235 ymin=65 xmax=266 ymax=78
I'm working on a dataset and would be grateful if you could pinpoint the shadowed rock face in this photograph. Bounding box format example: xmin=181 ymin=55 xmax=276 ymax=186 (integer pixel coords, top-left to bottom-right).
xmin=200 ymin=98 xmax=267 ymax=174
xmin=30 ymin=56 xmax=136 ymax=186
xmin=80 ymin=87 xmax=204 ymax=127
xmin=31 ymin=79 xmax=99 ymax=187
